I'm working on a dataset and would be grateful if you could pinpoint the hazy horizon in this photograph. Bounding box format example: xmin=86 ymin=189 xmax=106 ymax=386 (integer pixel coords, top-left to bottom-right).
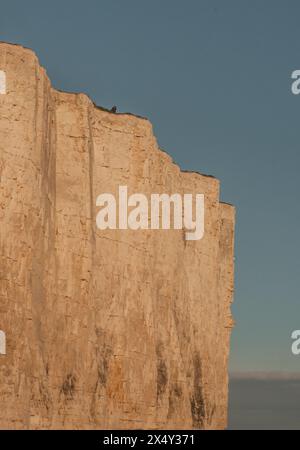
xmin=230 ymin=371 xmax=300 ymax=379
xmin=229 ymin=377 xmax=300 ymax=429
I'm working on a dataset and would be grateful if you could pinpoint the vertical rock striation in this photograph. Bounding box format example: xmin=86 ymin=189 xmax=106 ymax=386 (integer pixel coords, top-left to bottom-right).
xmin=0 ymin=43 xmax=235 ymax=429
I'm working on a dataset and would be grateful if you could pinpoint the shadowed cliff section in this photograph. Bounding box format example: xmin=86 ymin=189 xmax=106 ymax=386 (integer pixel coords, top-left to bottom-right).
xmin=0 ymin=42 xmax=235 ymax=430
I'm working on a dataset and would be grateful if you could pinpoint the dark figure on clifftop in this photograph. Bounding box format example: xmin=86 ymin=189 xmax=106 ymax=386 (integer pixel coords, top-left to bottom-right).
xmin=110 ymin=105 xmax=117 ymax=113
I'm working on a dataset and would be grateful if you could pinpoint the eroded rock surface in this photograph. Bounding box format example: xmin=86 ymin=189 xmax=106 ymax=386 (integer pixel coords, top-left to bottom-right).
xmin=0 ymin=43 xmax=235 ymax=429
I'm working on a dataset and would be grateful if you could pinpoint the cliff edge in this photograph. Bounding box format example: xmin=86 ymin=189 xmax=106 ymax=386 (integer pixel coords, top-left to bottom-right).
xmin=0 ymin=43 xmax=235 ymax=429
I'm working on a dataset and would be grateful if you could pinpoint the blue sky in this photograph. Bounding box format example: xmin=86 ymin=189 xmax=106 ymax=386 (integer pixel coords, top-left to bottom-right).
xmin=1 ymin=0 xmax=300 ymax=372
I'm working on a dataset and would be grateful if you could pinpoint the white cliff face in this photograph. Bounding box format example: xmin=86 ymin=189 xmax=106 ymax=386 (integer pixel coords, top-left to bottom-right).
xmin=0 ymin=42 xmax=235 ymax=430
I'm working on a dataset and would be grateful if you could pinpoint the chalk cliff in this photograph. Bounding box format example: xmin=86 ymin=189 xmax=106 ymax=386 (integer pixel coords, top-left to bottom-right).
xmin=0 ymin=43 xmax=235 ymax=429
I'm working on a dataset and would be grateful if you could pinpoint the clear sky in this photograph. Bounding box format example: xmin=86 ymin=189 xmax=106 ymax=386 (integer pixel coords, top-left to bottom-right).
xmin=1 ymin=0 xmax=300 ymax=373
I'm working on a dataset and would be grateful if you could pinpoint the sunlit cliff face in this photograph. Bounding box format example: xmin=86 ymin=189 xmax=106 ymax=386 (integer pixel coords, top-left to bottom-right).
xmin=0 ymin=42 xmax=235 ymax=429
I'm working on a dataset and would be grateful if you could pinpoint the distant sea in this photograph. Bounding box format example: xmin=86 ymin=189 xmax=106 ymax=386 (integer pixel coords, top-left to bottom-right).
xmin=228 ymin=376 xmax=300 ymax=430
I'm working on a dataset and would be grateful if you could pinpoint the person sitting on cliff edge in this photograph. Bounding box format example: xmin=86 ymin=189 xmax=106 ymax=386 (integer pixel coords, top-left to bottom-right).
xmin=110 ymin=105 xmax=117 ymax=113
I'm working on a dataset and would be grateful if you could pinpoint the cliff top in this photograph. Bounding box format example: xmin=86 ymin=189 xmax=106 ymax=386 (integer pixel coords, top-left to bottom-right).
xmin=0 ymin=40 xmax=234 ymax=208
